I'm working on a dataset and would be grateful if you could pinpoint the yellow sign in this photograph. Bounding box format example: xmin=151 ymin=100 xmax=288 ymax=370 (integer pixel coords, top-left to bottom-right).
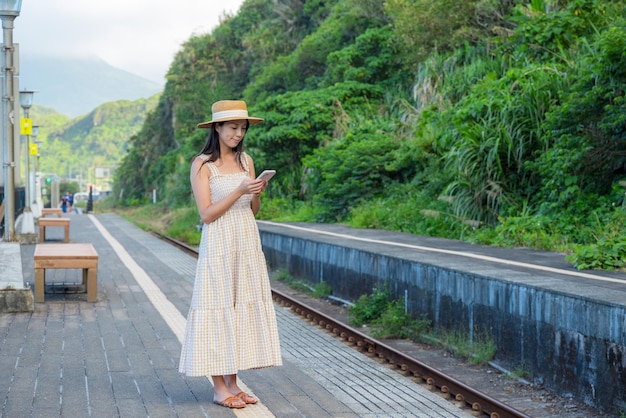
xmin=20 ymin=118 xmax=32 ymax=135
xmin=29 ymin=143 xmax=38 ymax=155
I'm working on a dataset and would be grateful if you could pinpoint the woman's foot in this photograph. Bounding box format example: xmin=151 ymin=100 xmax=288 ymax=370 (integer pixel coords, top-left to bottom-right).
xmin=236 ymin=391 xmax=258 ymax=404
xmin=213 ymin=395 xmax=246 ymax=409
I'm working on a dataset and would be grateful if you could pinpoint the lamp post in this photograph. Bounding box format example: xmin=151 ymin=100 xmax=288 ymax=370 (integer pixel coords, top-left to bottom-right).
xmin=18 ymin=88 xmax=34 ymax=233
xmin=0 ymin=0 xmax=22 ymax=241
xmin=31 ymin=124 xmax=41 ymax=216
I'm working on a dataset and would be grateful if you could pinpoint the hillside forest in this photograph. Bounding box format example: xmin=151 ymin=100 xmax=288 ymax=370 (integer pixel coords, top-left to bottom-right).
xmin=29 ymin=97 xmax=158 ymax=193
xmin=112 ymin=0 xmax=626 ymax=270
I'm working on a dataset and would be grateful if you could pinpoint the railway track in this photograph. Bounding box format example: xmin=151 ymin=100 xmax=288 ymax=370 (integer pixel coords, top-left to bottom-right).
xmin=155 ymin=232 xmax=531 ymax=418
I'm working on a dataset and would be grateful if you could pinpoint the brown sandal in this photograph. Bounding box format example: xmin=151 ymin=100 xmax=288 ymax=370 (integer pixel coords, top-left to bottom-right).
xmin=214 ymin=395 xmax=246 ymax=409
xmin=236 ymin=391 xmax=258 ymax=404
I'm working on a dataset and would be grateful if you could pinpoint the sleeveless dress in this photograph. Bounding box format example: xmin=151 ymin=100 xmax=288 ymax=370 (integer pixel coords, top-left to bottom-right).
xmin=179 ymin=155 xmax=282 ymax=376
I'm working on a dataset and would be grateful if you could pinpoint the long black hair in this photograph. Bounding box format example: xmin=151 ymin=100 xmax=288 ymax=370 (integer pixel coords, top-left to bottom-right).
xmin=193 ymin=120 xmax=249 ymax=170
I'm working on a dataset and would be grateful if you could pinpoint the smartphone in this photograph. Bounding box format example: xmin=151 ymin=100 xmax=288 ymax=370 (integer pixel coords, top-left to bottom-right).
xmin=256 ymin=170 xmax=276 ymax=182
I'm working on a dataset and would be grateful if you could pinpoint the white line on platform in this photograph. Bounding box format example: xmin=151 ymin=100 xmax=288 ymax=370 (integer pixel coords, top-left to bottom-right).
xmin=88 ymin=215 xmax=275 ymax=418
xmin=259 ymin=221 xmax=626 ymax=285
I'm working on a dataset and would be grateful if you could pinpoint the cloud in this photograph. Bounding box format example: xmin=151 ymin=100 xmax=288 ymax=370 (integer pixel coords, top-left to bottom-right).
xmin=13 ymin=0 xmax=244 ymax=84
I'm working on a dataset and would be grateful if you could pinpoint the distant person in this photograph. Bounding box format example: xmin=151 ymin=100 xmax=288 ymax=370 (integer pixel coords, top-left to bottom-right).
xmin=60 ymin=196 xmax=68 ymax=213
xmin=66 ymin=192 xmax=74 ymax=211
xmin=178 ymin=100 xmax=282 ymax=409
xmin=62 ymin=192 xmax=73 ymax=212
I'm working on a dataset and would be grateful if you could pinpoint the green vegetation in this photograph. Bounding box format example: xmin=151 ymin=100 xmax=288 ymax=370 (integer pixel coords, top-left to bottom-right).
xmin=270 ymin=268 xmax=314 ymax=294
xmin=311 ymin=281 xmax=333 ymax=299
xmin=347 ymin=287 xmax=494 ymax=364
xmin=112 ymin=202 xmax=201 ymax=245
xmin=369 ymin=300 xmax=431 ymax=341
xmin=270 ymin=269 xmax=334 ymax=298
xmin=348 ymin=287 xmax=395 ymax=327
xmin=510 ymin=364 xmax=532 ymax=381
xmin=348 ymin=287 xmax=430 ymax=340
xmin=434 ymin=329 xmax=497 ymax=366
xmin=101 ymin=0 xmax=626 ymax=271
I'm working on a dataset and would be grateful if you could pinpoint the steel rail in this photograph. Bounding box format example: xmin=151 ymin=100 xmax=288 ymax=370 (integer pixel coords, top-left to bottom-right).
xmin=155 ymin=232 xmax=531 ymax=418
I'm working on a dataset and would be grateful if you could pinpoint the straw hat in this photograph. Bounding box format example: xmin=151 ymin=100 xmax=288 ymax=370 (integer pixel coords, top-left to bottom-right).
xmin=197 ymin=100 xmax=263 ymax=128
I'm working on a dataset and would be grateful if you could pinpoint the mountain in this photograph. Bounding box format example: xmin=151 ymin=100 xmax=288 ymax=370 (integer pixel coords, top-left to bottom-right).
xmin=34 ymin=95 xmax=160 ymax=193
xmin=19 ymin=54 xmax=163 ymax=117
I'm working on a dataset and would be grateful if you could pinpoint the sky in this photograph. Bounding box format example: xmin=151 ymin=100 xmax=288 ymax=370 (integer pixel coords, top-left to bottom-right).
xmin=13 ymin=0 xmax=246 ymax=85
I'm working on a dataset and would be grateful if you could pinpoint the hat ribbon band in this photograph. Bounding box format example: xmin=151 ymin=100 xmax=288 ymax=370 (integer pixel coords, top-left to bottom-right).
xmin=212 ymin=109 xmax=250 ymax=120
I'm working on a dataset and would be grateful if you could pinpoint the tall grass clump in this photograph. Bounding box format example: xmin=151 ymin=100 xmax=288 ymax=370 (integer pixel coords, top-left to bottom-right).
xmin=348 ymin=287 xmax=431 ymax=340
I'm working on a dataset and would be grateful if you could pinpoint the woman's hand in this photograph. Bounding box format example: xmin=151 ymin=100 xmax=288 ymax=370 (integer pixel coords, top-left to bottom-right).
xmin=238 ymin=177 xmax=267 ymax=196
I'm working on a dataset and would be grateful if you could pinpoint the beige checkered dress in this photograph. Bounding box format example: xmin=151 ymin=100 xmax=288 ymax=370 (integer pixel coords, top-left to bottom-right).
xmin=179 ymin=156 xmax=282 ymax=376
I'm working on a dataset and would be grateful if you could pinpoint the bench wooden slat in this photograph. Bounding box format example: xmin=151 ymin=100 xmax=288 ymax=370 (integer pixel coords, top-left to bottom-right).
xmin=41 ymin=208 xmax=63 ymax=217
xmin=35 ymin=259 xmax=98 ymax=269
xmin=34 ymin=244 xmax=96 ymax=259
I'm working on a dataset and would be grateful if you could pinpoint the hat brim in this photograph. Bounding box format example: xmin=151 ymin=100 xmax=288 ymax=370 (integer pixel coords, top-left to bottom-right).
xmin=197 ymin=116 xmax=264 ymax=129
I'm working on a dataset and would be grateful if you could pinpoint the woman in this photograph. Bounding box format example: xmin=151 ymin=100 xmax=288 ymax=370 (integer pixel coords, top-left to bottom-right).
xmin=178 ymin=100 xmax=282 ymax=409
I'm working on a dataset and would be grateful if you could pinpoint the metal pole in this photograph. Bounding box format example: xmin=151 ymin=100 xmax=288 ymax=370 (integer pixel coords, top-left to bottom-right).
xmin=18 ymin=101 xmax=36 ymax=234
xmin=1 ymin=24 xmax=6 ymax=239
xmin=23 ymin=107 xmax=29 ymax=209
xmin=1 ymin=15 xmax=16 ymax=241
xmin=32 ymin=136 xmax=41 ymax=217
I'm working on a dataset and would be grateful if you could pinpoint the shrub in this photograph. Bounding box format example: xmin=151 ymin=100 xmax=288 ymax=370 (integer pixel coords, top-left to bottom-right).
xmin=348 ymin=287 xmax=392 ymax=327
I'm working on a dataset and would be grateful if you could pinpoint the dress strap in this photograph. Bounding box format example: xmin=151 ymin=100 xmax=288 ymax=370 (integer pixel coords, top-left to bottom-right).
xmin=197 ymin=154 xmax=219 ymax=177
xmin=207 ymin=162 xmax=219 ymax=177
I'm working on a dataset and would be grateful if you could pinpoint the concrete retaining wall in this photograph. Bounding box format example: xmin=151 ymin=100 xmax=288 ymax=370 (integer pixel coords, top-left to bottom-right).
xmin=258 ymin=222 xmax=626 ymax=414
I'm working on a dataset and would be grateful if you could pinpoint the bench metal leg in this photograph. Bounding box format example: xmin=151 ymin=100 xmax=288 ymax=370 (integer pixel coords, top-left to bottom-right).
xmin=35 ymin=268 xmax=45 ymax=303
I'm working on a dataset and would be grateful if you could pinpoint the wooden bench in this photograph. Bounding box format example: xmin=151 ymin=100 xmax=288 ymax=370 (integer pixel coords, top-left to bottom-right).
xmin=34 ymin=243 xmax=98 ymax=303
xmin=41 ymin=208 xmax=63 ymax=217
xmin=39 ymin=218 xmax=70 ymax=242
